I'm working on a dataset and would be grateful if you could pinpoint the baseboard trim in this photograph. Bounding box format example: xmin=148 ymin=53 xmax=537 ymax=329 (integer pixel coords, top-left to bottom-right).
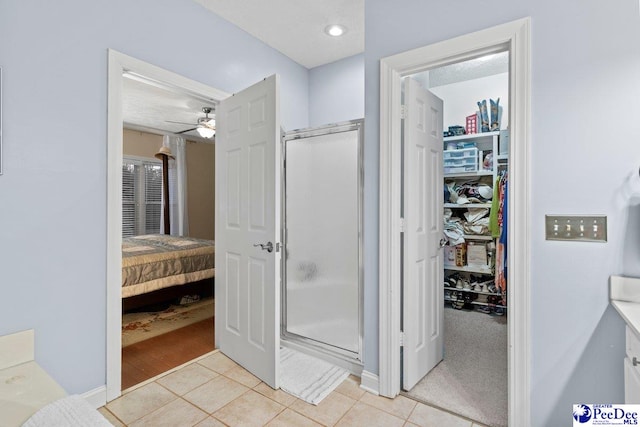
xmin=82 ymin=385 xmax=107 ymax=409
xmin=360 ymin=370 xmax=379 ymax=395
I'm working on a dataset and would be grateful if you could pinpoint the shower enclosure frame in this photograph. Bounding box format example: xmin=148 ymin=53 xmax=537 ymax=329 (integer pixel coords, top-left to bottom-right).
xmin=280 ymin=119 xmax=365 ymax=368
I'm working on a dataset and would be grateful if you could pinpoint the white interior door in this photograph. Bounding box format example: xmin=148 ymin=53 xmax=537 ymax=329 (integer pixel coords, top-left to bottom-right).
xmin=215 ymin=75 xmax=281 ymax=389
xmin=402 ymin=77 xmax=444 ymax=391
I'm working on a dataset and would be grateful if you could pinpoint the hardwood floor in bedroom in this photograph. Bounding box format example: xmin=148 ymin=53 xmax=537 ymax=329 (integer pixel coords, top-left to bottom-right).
xmin=121 ymin=317 xmax=215 ymax=390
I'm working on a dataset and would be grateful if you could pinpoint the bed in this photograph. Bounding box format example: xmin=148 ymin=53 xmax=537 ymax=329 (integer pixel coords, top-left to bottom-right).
xmin=122 ymin=234 xmax=215 ymax=310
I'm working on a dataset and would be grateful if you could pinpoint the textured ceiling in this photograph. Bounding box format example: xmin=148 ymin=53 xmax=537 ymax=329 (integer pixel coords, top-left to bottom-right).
xmin=194 ymin=0 xmax=364 ymax=68
xmin=423 ymin=51 xmax=509 ymax=88
xmin=123 ymin=75 xmax=217 ymax=142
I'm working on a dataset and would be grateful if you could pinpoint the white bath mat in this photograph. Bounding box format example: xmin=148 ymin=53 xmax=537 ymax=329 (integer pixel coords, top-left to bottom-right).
xmin=280 ymin=347 xmax=349 ymax=405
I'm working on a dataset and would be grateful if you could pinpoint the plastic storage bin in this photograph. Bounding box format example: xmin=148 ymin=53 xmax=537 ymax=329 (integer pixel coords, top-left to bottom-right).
xmin=444 ymin=147 xmax=478 ymax=174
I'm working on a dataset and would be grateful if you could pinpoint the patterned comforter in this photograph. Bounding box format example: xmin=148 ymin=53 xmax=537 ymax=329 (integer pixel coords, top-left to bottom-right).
xmin=122 ymin=234 xmax=215 ymax=298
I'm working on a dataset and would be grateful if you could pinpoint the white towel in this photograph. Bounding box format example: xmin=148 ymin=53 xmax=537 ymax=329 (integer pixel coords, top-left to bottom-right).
xmin=22 ymin=395 xmax=111 ymax=427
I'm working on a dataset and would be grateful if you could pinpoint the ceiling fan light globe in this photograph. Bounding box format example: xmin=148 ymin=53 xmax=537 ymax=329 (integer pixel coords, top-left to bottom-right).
xmin=196 ymin=126 xmax=216 ymax=139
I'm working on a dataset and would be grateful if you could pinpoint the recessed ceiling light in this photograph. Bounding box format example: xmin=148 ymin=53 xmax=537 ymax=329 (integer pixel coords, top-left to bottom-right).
xmin=324 ymin=24 xmax=347 ymax=37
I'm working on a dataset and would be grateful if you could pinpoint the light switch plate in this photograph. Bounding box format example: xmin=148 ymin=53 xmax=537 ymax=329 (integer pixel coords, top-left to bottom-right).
xmin=545 ymin=215 xmax=607 ymax=242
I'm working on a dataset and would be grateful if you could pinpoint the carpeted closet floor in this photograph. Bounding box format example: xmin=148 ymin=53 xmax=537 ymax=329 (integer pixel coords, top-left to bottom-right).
xmin=402 ymin=306 xmax=507 ymax=427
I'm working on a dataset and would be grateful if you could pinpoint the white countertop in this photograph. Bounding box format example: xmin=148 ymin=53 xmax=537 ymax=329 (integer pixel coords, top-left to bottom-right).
xmin=0 ymin=361 xmax=67 ymax=427
xmin=0 ymin=330 xmax=69 ymax=427
xmin=611 ymin=276 xmax=640 ymax=336
xmin=612 ymin=300 xmax=640 ymax=338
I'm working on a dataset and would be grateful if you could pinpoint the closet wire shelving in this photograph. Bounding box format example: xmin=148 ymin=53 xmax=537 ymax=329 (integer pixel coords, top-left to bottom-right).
xmin=443 ymin=130 xmax=508 ymax=313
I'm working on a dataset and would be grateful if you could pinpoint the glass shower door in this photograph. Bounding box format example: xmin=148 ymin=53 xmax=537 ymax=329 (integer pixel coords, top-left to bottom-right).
xmin=282 ymin=121 xmax=362 ymax=358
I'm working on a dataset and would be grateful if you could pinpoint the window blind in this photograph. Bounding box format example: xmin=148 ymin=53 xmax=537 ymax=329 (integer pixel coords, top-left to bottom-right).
xmin=122 ymin=157 xmax=162 ymax=237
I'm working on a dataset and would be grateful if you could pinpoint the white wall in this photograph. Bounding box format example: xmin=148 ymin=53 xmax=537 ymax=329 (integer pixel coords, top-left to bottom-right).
xmin=365 ymin=1 xmax=640 ymax=425
xmin=309 ymin=54 xmax=364 ymax=127
xmin=429 ymin=73 xmax=509 ymax=132
xmin=0 ymin=0 xmax=308 ymax=395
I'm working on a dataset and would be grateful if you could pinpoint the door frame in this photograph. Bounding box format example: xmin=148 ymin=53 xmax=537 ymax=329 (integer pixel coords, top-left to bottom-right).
xmin=378 ymin=18 xmax=531 ymax=426
xmin=106 ymin=50 xmax=229 ymax=401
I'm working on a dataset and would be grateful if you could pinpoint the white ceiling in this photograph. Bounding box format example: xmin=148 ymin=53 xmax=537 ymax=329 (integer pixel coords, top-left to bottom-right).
xmin=123 ymin=1 xmax=364 ymax=138
xmin=123 ymin=74 xmax=217 ymax=142
xmin=194 ymin=0 xmax=364 ymax=69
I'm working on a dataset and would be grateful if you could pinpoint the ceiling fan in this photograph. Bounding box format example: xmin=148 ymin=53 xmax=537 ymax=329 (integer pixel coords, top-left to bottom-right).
xmin=167 ymin=107 xmax=216 ymax=138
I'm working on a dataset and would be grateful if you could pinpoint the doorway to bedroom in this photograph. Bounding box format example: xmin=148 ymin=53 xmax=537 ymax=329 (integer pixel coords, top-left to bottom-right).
xmin=119 ymin=114 xmax=217 ymax=389
xmin=119 ymin=76 xmax=217 ymax=390
xmin=107 ymin=52 xmax=364 ymax=402
xmin=107 ymin=52 xmax=229 ymax=397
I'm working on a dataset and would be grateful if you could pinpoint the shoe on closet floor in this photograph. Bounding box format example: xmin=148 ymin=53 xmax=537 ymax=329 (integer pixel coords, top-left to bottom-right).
xmin=492 ymin=307 xmax=505 ymax=316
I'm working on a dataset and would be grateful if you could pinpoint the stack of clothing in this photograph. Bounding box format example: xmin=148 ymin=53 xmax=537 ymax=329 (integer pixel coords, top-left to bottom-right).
xmin=445 ymin=179 xmax=493 ymax=205
xmin=444 ymin=208 xmax=490 ymax=245
xmin=444 ymin=178 xmax=493 ymax=245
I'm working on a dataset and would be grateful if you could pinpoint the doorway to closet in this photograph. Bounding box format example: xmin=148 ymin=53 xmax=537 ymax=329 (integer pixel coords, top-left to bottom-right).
xmin=377 ymin=18 xmax=531 ymax=427
xmin=401 ymin=51 xmax=510 ymax=427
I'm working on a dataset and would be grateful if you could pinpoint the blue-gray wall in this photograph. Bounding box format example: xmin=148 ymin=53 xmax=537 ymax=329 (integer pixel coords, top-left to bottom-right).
xmin=309 ymin=54 xmax=364 ymax=127
xmin=4 ymin=1 xmax=637 ymax=423
xmin=0 ymin=0 xmax=308 ymax=395
xmin=364 ymin=0 xmax=640 ymax=425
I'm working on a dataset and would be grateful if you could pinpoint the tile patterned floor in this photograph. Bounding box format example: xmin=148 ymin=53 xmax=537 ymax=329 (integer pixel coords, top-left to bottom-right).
xmin=99 ymin=351 xmax=487 ymax=427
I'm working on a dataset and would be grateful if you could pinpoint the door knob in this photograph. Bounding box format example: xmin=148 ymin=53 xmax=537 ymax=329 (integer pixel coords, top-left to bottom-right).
xmin=439 ymin=238 xmax=447 ymax=248
xmin=253 ymin=242 xmax=274 ymax=253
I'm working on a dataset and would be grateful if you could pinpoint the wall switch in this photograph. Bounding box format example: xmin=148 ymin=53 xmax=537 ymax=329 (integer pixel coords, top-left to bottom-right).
xmin=545 ymin=215 xmax=607 ymax=242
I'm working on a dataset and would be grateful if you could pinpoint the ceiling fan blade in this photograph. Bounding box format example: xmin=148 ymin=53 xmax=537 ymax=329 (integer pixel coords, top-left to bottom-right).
xmin=175 ymin=127 xmax=197 ymax=134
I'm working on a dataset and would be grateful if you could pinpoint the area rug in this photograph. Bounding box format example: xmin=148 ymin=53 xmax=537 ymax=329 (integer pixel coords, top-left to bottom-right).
xmin=280 ymin=347 xmax=349 ymax=405
xmin=402 ymin=307 xmax=507 ymax=427
xmin=122 ymin=298 xmax=214 ymax=347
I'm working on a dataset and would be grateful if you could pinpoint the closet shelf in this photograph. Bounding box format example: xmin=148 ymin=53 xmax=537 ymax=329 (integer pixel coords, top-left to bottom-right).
xmin=444 ymin=203 xmax=492 ymax=209
xmin=444 ymin=285 xmax=502 ymax=296
xmin=445 ymin=171 xmax=493 ymax=178
xmin=445 ymin=265 xmax=493 ymax=274
xmin=443 ymin=130 xmax=501 ymax=142
xmin=462 ymin=234 xmax=493 ymax=241
xmin=445 ymin=297 xmax=507 ymax=309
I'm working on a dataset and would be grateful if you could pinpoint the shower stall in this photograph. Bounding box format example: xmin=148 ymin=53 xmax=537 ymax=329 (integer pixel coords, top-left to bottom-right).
xmin=281 ymin=120 xmax=363 ymax=371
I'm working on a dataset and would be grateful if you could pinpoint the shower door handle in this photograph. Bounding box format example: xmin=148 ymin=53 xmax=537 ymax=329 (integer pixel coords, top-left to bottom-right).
xmin=253 ymin=242 xmax=274 ymax=253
